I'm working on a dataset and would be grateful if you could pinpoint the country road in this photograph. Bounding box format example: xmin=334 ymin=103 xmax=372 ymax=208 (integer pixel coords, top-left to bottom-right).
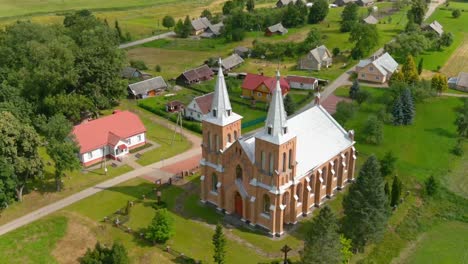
xmin=119 ymin=31 xmax=175 ymax=49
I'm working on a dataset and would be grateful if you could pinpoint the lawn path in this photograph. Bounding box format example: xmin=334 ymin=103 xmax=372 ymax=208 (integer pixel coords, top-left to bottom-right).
xmin=119 ymin=31 xmax=175 ymax=49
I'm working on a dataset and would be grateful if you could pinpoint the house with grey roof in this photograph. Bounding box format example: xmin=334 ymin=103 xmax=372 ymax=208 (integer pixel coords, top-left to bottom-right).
xmin=191 ymin=17 xmax=223 ymax=38
xmin=265 ymin=23 xmax=288 ymax=36
xmin=298 ymin=45 xmax=333 ymax=71
xmin=448 ymin=72 xmax=468 ymax=92
xmin=221 ymin=54 xmax=244 ymax=71
xmin=234 ymin=46 xmax=251 ymax=58
xmin=127 ymin=76 xmax=168 ymax=98
xmin=363 ymin=15 xmax=378 ymax=24
xmin=424 ymin=20 xmax=444 ymax=36
xmin=176 ymin=64 xmax=214 ymax=85
xmin=356 ymin=52 xmax=398 ymax=83
xmin=121 ymin=67 xmax=143 ymax=79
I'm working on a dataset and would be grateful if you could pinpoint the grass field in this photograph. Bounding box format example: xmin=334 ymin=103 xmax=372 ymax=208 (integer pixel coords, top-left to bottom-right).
xmin=418 ymin=4 xmax=468 ymax=72
xmin=440 ymin=34 xmax=468 ymax=77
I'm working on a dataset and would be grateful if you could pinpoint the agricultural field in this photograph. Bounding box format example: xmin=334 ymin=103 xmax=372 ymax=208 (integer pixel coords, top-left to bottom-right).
xmin=418 ymin=1 xmax=468 ymax=73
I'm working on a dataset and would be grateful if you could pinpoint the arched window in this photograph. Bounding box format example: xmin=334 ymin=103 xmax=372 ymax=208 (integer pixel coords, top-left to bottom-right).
xmin=215 ymin=134 xmax=219 ymax=151
xmin=288 ymin=149 xmax=292 ymax=169
xmin=296 ymin=183 xmax=303 ymax=203
xmin=212 ymin=173 xmax=218 ymax=192
xmin=234 ymin=130 xmax=238 ymax=140
xmin=322 ymin=167 xmax=328 ymax=186
xmin=282 ymin=192 xmax=290 ymax=206
xmin=263 ymin=194 xmax=271 ymax=214
xmin=227 ymin=133 xmax=232 ymax=143
xmin=282 ymin=152 xmax=287 ymax=172
xmin=236 ymin=165 xmax=243 ymax=181
xmin=269 ymin=153 xmax=274 ymax=175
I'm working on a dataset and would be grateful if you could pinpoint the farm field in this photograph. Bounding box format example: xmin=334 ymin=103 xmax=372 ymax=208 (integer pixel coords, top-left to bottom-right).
xmin=440 ymin=34 xmax=468 ymax=77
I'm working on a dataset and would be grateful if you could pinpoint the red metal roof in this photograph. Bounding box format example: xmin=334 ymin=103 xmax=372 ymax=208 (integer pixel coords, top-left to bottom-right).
xmin=194 ymin=92 xmax=214 ymax=115
xmin=286 ymin=75 xmax=318 ymax=85
xmin=117 ymin=144 xmax=128 ymax=150
xmin=241 ymin=73 xmax=290 ymax=94
xmin=72 ymin=111 xmax=146 ymax=154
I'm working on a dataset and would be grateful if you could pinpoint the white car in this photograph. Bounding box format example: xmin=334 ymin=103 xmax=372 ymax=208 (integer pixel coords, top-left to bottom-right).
xmin=329 ymin=4 xmax=338 ymax=8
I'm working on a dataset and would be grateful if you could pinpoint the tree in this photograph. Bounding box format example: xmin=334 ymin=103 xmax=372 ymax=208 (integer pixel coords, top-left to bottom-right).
xmin=390 ymin=176 xmax=402 ymax=207
xmin=41 ymin=114 xmax=80 ymax=191
xmin=417 ymin=58 xmax=424 ymax=75
xmin=0 ymin=112 xmax=43 ymax=202
xmin=424 ymin=175 xmax=438 ymax=196
xmin=355 ymin=90 xmax=371 ymax=105
xmin=389 ymin=71 xmax=405 ymax=86
xmin=392 ymin=96 xmax=404 ymax=125
xmin=380 ymin=151 xmax=397 ymax=176
xmin=283 ymin=3 xmax=306 ymax=27
xmin=284 ymin=94 xmax=296 ymax=115
xmin=349 ymin=79 xmax=360 ymax=100
xmin=342 ymin=155 xmax=389 ymax=251
xmin=162 ymin=15 xmax=175 ymax=29
xmin=174 ymin=19 xmax=186 ymax=37
xmin=223 ymin=1 xmax=236 ymax=15
xmin=246 ymin=0 xmax=255 ymax=12
xmin=401 ymin=88 xmax=415 ymax=125
xmin=298 ymin=28 xmax=322 ymax=54
xmin=407 ymin=0 xmax=427 ymax=25
xmin=455 ymin=99 xmax=468 ymax=138
xmin=432 ymin=74 xmax=448 ymax=94
xmin=340 ymin=235 xmax=353 ymax=264
xmin=340 ymin=3 xmax=359 ymax=32
xmin=452 ymin=138 xmax=464 ymax=156
xmin=80 ymin=242 xmax=129 ymax=264
xmin=334 ymin=101 xmax=357 ymax=125
xmin=385 ymin=32 xmax=430 ymax=59
xmin=183 ymin=15 xmax=192 ymax=36
xmin=452 ymin=9 xmax=461 ymax=18
xmin=363 ymin=115 xmax=383 ymax=144
xmin=350 ymin=23 xmax=379 ymax=59
xmin=115 ymin=20 xmax=124 ymax=42
xmin=437 ymin=32 xmax=454 ymax=49
xmin=43 ymin=94 xmax=94 ymax=124
xmin=332 ymin=47 xmax=340 ymax=57
xmin=0 ymin=159 xmax=16 ymax=209
xmin=145 ymin=209 xmax=173 ymax=244
xmin=302 ymin=206 xmax=342 ymax=264
xmin=308 ymin=0 xmax=329 ymax=24
xmin=212 ymin=223 xmax=226 ymax=264
xmin=384 ymin=182 xmax=391 ymax=204
xmin=201 ymin=9 xmax=213 ymax=19
xmin=402 ymin=55 xmax=419 ymax=84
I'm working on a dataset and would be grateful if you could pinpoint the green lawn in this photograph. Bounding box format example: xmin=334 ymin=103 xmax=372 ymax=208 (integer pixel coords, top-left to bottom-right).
xmin=418 ymin=4 xmax=468 ymax=71
xmin=0 ymin=216 xmax=68 ymax=264
xmin=402 ymin=221 xmax=468 ymax=264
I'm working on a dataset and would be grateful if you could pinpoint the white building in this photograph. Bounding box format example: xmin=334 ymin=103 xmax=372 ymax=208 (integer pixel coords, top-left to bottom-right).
xmin=185 ymin=93 xmax=214 ymax=122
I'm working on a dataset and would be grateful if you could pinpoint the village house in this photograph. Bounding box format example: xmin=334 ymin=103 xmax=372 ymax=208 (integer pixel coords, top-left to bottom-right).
xmin=357 ymin=0 xmax=374 ymax=7
xmin=276 ymin=0 xmax=304 ymax=8
xmin=185 ymin=93 xmax=214 ymax=121
xmin=424 ymin=20 xmax=444 ymax=36
xmin=200 ymin=60 xmax=356 ymax=236
xmin=241 ymin=73 xmax=290 ymax=102
xmin=286 ymin=75 xmax=319 ymax=90
xmin=121 ymin=67 xmax=143 ymax=79
xmin=355 ymin=52 xmax=398 ymax=84
xmin=176 ymin=65 xmax=214 ymax=85
xmin=191 ymin=17 xmax=223 ymax=38
xmin=298 ymin=45 xmax=333 ymax=71
xmin=234 ymin=46 xmax=251 ymax=58
xmin=363 ymin=14 xmax=378 ymax=25
xmin=265 ymin=23 xmax=288 ymax=36
xmin=221 ymin=54 xmax=244 ymax=72
xmin=72 ymin=111 xmax=146 ymax=167
xmin=127 ymin=76 xmax=168 ymax=99
xmin=333 ymin=0 xmax=356 ymax=7
xmin=448 ymin=72 xmax=468 ymax=92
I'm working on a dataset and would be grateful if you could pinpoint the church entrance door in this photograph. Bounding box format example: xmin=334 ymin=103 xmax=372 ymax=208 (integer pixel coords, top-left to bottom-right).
xmin=234 ymin=192 xmax=243 ymax=217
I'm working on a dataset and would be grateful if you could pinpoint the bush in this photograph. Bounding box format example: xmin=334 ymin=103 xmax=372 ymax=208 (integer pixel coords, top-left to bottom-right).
xmin=155 ymin=65 xmax=162 ymax=72
xmin=452 ymin=9 xmax=461 ymax=18
xmin=332 ymin=47 xmax=340 ymax=57
xmin=452 ymin=138 xmax=464 ymax=156
xmin=333 ymin=101 xmax=357 ymax=125
xmin=145 ymin=209 xmax=173 ymax=244
xmin=356 ymin=90 xmax=371 ymax=105
xmin=130 ymin=60 xmax=148 ymax=70
xmin=424 ymin=175 xmax=439 ymax=196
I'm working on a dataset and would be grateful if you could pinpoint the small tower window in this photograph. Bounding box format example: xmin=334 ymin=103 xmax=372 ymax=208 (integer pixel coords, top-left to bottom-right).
xmin=283 ymin=127 xmax=287 ymax=134
xmin=234 ymin=130 xmax=238 ymax=140
xmin=213 ymin=109 xmax=217 ymax=117
xmin=227 ymin=109 xmax=231 ymax=116
xmin=267 ymin=126 xmax=272 ymax=135
xmin=227 ymin=133 xmax=232 ymax=143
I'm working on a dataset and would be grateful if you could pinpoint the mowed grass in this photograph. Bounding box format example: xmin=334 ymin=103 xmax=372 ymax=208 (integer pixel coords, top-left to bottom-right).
xmin=440 ymin=34 xmax=468 ymax=77
xmin=0 ymin=216 xmax=68 ymax=264
xmin=402 ymin=221 xmax=468 ymax=264
xmin=418 ymin=4 xmax=468 ymax=71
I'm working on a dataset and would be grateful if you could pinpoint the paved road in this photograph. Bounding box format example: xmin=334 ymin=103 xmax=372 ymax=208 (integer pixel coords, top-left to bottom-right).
xmin=0 ymin=122 xmax=201 ymax=237
xmin=119 ymin=31 xmax=176 ymax=49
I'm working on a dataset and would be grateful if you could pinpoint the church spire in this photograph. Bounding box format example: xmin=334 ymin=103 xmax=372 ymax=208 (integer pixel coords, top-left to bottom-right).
xmin=264 ymin=70 xmax=288 ymax=138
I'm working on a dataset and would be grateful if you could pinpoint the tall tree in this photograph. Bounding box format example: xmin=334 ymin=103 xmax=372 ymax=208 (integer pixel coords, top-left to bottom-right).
xmin=302 ymin=206 xmax=343 ymax=264
xmin=390 ymin=175 xmax=402 ymax=207
xmin=0 ymin=159 xmax=16 ymax=208
xmin=145 ymin=209 xmax=173 ymax=244
xmin=389 ymin=71 xmax=405 ymax=86
xmin=223 ymin=0 xmax=236 ymax=15
xmin=340 ymin=3 xmax=359 ymax=32
xmin=402 ymin=55 xmax=419 ymax=84
xmin=407 ymin=0 xmax=427 ymax=25
xmin=115 ymin=20 xmax=123 ymax=42
xmin=401 ymin=88 xmax=415 ymax=125
xmin=283 ymin=94 xmax=296 ymax=115
xmin=392 ymin=96 xmax=404 ymax=125
xmin=246 ymin=0 xmax=255 ymax=12
xmin=349 ymin=23 xmax=379 ymax=59
xmin=417 ymin=58 xmax=424 ymax=75
xmin=363 ymin=115 xmax=383 ymax=144
xmin=212 ymin=223 xmax=227 ymax=264
xmin=283 ymin=3 xmax=306 ymax=27
xmin=342 ymin=155 xmax=390 ymax=251
xmin=162 ymin=15 xmax=175 ymax=29
xmin=431 ymin=74 xmax=448 ymax=94
xmin=174 ymin=19 xmax=186 ymax=37
xmin=349 ymin=79 xmax=360 ymax=100
xmin=308 ymin=0 xmax=329 ymax=24
xmin=0 ymin=112 xmax=43 ymax=202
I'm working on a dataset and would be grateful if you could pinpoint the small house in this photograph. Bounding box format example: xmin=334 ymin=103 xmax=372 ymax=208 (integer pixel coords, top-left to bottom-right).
xmin=363 ymin=15 xmax=378 ymax=25
xmin=355 ymin=52 xmax=398 ymax=83
xmin=128 ymin=76 xmax=168 ymax=99
xmin=448 ymin=72 xmax=468 ymax=92
xmin=72 ymin=111 xmax=146 ymax=167
xmin=286 ymin=75 xmax=319 ymax=90
xmin=241 ymin=73 xmax=290 ymax=102
xmin=357 ymin=0 xmax=374 ymax=6
xmin=222 ymin=54 xmax=244 ymax=72
xmin=234 ymin=46 xmax=251 ymax=58
xmin=265 ymin=23 xmax=288 ymax=36
xmin=121 ymin=67 xmax=143 ymax=79
xmin=185 ymin=93 xmax=214 ymax=121
xmin=191 ymin=17 xmax=223 ymax=38
xmin=298 ymin=45 xmax=333 ymax=71
xmin=333 ymin=0 xmax=356 ymax=7
xmin=166 ymin=101 xmax=185 ymax=113
xmin=424 ymin=20 xmax=444 ymax=36
xmin=176 ymin=65 xmax=215 ymax=85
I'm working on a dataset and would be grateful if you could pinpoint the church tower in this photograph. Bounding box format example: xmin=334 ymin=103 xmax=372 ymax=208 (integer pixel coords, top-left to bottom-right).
xmin=200 ymin=59 xmax=243 ymax=206
xmin=254 ymin=71 xmax=297 ymax=235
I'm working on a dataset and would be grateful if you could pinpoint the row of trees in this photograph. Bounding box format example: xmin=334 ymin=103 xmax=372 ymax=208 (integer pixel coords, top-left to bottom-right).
xmin=0 ymin=10 xmax=126 ymax=208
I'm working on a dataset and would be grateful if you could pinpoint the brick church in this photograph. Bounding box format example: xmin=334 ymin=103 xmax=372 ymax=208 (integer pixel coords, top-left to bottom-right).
xmin=200 ymin=59 xmax=357 ymax=236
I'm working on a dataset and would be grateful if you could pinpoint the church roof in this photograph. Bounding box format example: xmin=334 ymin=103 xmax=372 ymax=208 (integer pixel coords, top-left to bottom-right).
xmin=203 ymin=58 xmax=242 ymax=126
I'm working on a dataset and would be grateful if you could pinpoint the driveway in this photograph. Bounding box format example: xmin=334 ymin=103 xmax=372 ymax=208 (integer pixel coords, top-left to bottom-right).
xmin=119 ymin=31 xmax=176 ymax=49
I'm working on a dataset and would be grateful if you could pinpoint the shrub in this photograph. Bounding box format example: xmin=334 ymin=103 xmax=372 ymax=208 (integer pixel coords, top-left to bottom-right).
xmin=145 ymin=209 xmax=173 ymax=244
xmin=130 ymin=60 xmax=148 ymax=70
xmin=452 ymin=138 xmax=464 ymax=156
xmin=332 ymin=47 xmax=340 ymax=57
xmin=356 ymin=90 xmax=371 ymax=105
xmin=155 ymin=65 xmax=162 ymax=72
xmin=452 ymin=9 xmax=461 ymax=18
xmin=424 ymin=175 xmax=439 ymax=196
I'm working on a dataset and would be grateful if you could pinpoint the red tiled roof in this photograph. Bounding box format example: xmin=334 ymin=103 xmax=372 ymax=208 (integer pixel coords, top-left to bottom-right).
xmin=241 ymin=73 xmax=290 ymax=94
xmin=194 ymin=92 xmax=214 ymax=114
xmin=72 ymin=111 xmax=146 ymax=154
xmin=286 ymin=75 xmax=318 ymax=85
